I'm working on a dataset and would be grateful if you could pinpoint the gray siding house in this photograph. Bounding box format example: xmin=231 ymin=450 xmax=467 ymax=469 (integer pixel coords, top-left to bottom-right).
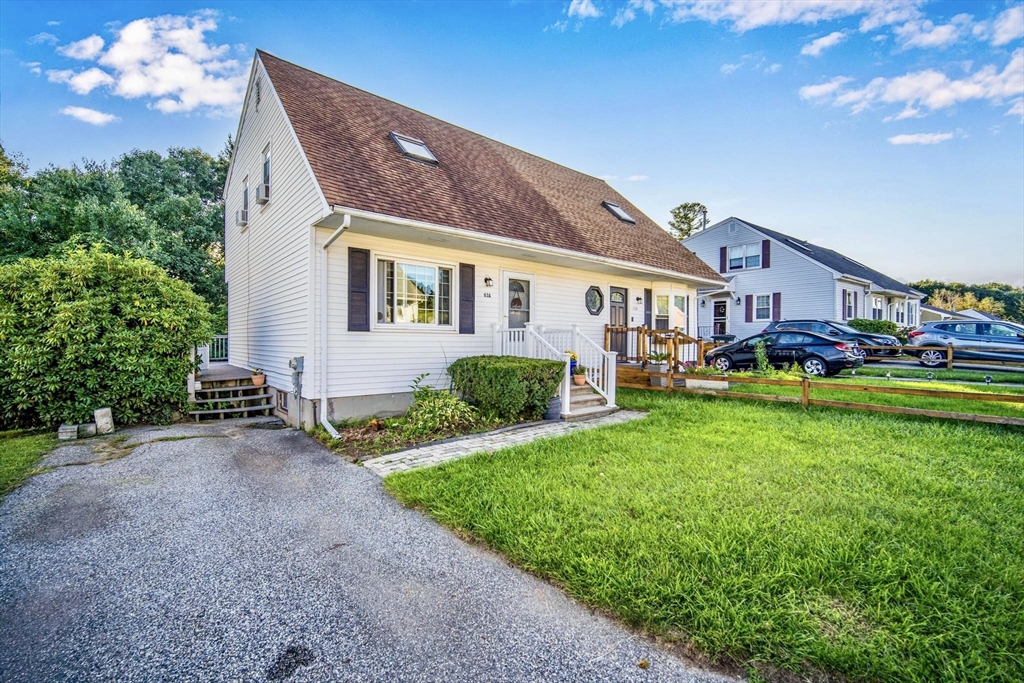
xmin=684 ymin=217 xmax=924 ymax=340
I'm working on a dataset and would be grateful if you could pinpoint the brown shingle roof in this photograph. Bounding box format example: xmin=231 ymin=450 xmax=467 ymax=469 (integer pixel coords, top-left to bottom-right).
xmin=257 ymin=50 xmax=723 ymax=283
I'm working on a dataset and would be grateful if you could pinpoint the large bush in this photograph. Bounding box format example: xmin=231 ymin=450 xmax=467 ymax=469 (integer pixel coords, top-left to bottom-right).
xmin=0 ymin=248 xmax=213 ymax=428
xmin=448 ymin=356 xmax=564 ymax=420
xmin=847 ymin=318 xmax=899 ymax=336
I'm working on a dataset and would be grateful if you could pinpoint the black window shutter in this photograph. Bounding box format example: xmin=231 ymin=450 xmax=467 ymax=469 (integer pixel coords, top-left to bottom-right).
xmin=348 ymin=247 xmax=370 ymax=331
xmin=745 ymin=295 xmax=753 ymax=323
xmin=644 ymin=289 xmax=652 ymax=328
xmin=854 ymin=292 xmax=858 ymax=318
xmin=772 ymin=292 xmax=782 ymax=321
xmin=762 ymin=240 xmax=771 ymax=268
xmin=459 ymin=263 xmax=475 ymax=334
xmin=841 ymin=288 xmax=848 ymax=320
xmin=719 ymin=246 xmax=727 ymax=273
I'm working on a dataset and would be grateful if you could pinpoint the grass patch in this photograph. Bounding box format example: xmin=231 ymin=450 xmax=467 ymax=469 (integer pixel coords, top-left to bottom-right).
xmin=843 ymin=366 xmax=1024 ymax=384
xmin=385 ymin=390 xmax=1024 ymax=682
xmin=1 ymin=431 xmax=57 ymax=499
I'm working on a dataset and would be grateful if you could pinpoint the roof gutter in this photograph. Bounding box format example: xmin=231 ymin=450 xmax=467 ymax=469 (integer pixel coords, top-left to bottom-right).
xmin=318 ymin=213 xmax=351 ymax=439
xmin=325 ymin=205 xmax=726 ymax=287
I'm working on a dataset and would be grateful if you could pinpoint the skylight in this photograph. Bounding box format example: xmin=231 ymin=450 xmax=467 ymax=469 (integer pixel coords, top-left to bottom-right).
xmin=390 ymin=132 xmax=437 ymax=164
xmin=602 ymin=201 xmax=635 ymax=224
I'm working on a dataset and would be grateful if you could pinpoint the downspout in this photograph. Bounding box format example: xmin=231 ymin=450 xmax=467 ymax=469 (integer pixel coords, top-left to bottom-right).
xmin=319 ymin=214 xmax=351 ymax=439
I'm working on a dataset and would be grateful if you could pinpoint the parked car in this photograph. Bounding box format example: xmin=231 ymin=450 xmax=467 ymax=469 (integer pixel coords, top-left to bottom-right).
xmin=704 ymin=331 xmax=864 ymax=376
xmin=907 ymin=320 xmax=1024 ymax=367
xmin=763 ymin=319 xmax=901 ymax=361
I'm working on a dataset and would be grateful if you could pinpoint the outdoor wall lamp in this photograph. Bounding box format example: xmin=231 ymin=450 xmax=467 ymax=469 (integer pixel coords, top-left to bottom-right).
xmin=700 ymin=299 xmax=706 ymax=308
xmin=483 ymin=277 xmax=493 ymax=287
xmin=636 ymin=296 xmax=642 ymax=303
xmin=735 ymin=296 xmax=742 ymax=305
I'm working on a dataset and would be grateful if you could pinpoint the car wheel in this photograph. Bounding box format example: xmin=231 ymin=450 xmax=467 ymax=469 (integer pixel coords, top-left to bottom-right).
xmin=713 ymin=356 xmax=732 ymax=372
xmin=852 ymin=346 xmax=867 ymax=362
xmin=918 ymin=348 xmax=945 ymax=368
xmin=802 ymin=356 xmax=826 ymax=376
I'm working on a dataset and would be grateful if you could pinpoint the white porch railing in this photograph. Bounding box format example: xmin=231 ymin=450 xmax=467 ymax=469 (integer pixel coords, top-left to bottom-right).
xmin=210 ymin=334 xmax=228 ymax=362
xmin=491 ymin=323 xmax=616 ymax=417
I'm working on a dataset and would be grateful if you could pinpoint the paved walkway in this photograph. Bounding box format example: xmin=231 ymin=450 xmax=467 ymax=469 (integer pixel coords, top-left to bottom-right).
xmin=363 ymin=410 xmax=647 ymax=477
xmin=0 ymin=417 xmax=732 ymax=683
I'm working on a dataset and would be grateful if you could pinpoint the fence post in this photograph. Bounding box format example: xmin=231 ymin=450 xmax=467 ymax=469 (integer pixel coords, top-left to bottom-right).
xmin=697 ymin=339 xmax=704 ymax=367
xmin=946 ymin=343 xmax=954 ymax=370
xmin=525 ymin=322 xmax=536 ymax=359
xmin=604 ymin=324 xmax=611 ymax=352
xmin=604 ymin=350 xmax=617 ymax=407
xmin=571 ymin=324 xmax=580 ymax=357
xmin=801 ymin=376 xmax=810 ymax=407
xmin=666 ymin=336 xmax=675 ymax=393
xmin=561 ymin=352 xmax=573 ymax=417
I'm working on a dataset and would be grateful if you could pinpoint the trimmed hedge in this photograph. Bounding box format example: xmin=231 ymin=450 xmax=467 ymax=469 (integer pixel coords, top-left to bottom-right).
xmin=0 ymin=248 xmax=213 ymax=428
xmin=448 ymin=356 xmax=564 ymax=420
xmin=848 ymin=318 xmax=900 ymax=336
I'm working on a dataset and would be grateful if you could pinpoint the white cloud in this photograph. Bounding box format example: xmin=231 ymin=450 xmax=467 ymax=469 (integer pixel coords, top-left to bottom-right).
xmin=625 ymin=174 xmax=649 ymax=181
xmin=1008 ymin=97 xmax=1024 ymax=120
xmin=57 ymin=34 xmax=105 ymax=59
xmin=804 ymin=49 xmax=1024 ymax=118
xmin=800 ymin=30 xmax=847 ymax=57
xmin=893 ymin=14 xmax=972 ymax=49
xmin=765 ymin=62 xmax=782 ymax=74
xmin=992 ymin=5 xmax=1024 ymax=46
xmin=568 ymin=0 xmax=602 ymax=20
xmin=887 ymin=132 xmax=954 ymax=145
xmin=28 ymin=32 xmax=59 ymax=45
xmin=544 ymin=19 xmax=569 ymax=32
xmin=799 ymin=76 xmax=853 ymax=100
xmin=60 ymin=106 xmax=120 ymax=126
xmin=47 ymin=11 xmax=247 ymax=116
xmin=47 ymin=21 xmax=60 ymax=26
xmin=882 ymin=105 xmax=923 ymax=122
xmin=20 ymin=61 xmax=42 ymax=75
xmin=47 ymin=67 xmax=116 ymax=94
xmin=659 ymin=0 xmax=928 ymax=33
xmin=612 ymin=0 xmax=654 ymax=27
xmin=720 ymin=62 xmax=742 ymax=75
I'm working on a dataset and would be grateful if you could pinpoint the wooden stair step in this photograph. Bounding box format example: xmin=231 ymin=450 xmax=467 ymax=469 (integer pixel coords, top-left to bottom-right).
xmin=188 ymin=403 xmax=273 ymax=417
xmin=194 ymin=385 xmax=262 ymax=395
xmin=189 ymin=391 xmax=271 ymax=406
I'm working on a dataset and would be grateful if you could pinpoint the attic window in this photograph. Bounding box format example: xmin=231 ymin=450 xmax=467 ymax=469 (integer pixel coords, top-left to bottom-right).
xmin=390 ymin=132 xmax=437 ymax=164
xmin=602 ymin=201 xmax=635 ymax=224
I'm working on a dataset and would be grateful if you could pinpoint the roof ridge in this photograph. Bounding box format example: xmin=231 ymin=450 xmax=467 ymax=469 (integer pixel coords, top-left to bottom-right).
xmin=255 ymin=49 xmax=614 ymax=187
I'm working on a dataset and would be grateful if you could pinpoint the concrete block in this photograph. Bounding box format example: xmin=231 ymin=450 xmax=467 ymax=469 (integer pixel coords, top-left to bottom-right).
xmin=58 ymin=424 xmax=78 ymax=441
xmin=78 ymin=423 xmax=97 ymax=438
xmin=94 ymin=407 xmax=115 ymax=435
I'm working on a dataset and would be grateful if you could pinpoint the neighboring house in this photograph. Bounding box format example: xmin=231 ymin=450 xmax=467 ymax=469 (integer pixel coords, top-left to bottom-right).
xmin=920 ymin=304 xmax=974 ymax=322
xmin=223 ymin=51 xmax=723 ymax=427
xmin=957 ymin=309 xmax=1007 ymax=322
xmin=683 ymin=217 xmax=925 ymax=340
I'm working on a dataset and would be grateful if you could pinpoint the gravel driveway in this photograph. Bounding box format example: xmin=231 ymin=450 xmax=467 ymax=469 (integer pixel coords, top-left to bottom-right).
xmin=0 ymin=419 xmax=736 ymax=683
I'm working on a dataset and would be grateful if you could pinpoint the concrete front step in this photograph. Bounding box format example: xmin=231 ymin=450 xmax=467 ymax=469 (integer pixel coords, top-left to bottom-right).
xmin=563 ymin=405 xmax=620 ymax=422
xmin=570 ymin=394 xmax=607 ymax=410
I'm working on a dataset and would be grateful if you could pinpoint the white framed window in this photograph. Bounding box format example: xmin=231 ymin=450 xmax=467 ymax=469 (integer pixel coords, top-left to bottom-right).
xmin=871 ymin=296 xmax=884 ymax=320
xmin=258 ymin=144 xmax=271 ymax=203
xmin=655 ymin=294 xmax=670 ymax=329
xmin=374 ymin=255 xmax=454 ymax=329
xmin=907 ymin=303 xmax=917 ymax=326
xmin=728 ymin=243 xmax=761 ymax=270
xmin=674 ymin=295 xmax=689 ymax=334
xmin=845 ymin=290 xmax=855 ymax=319
xmin=895 ymin=301 xmax=906 ymax=324
xmin=391 ymin=132 xmax=438 ymax=164
xmin=243 ymin=176 xmax=249 ymax=213
xmin=754 ymin=293 xmax=771 ymax=321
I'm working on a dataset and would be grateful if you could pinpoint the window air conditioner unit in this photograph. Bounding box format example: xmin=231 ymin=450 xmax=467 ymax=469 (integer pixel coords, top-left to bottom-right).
xmin=235 ymin=210 xmax=248 ymax=227
xmin=255 ymin=183 xmax=270 ymax=204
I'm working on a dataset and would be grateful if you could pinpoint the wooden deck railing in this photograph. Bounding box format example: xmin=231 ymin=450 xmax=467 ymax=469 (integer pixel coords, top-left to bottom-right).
xmin=604 ymin=325 xmax=723 ymax=368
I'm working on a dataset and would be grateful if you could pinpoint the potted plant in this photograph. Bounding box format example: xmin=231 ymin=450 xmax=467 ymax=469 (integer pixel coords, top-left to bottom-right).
xmin=251 ymin=367 xmax=266 ymax=387
xmin=572 ymin=364 xmax=588 ymax=386
xmin=565 ymin=350 xmax=579 ymax=374
xmin=648 ymin=352 xmax=670 ymax=387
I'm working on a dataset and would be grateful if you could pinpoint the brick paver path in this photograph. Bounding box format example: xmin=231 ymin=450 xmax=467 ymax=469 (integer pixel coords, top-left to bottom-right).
xmin=363 ymin=410 xmax=647 ymax=477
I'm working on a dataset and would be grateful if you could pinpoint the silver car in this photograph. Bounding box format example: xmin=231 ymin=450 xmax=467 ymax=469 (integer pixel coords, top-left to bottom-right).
xmin=908 ymin=320 xmax=1024 ymax=367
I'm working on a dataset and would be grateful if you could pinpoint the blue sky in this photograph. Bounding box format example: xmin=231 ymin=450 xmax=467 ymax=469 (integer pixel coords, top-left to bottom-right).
xmin=2 ymin=0 xmax=1022 ymax=285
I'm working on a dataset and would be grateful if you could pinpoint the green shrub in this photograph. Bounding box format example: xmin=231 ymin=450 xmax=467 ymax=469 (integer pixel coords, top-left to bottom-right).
xmin=448 ymin=355 xmax=564 ymax=420
xmin=403 ymin=374 xmax=479 ymax=437
xmin=0 ymin=247 xmax=213 ymax=428
xmin=848 ymin=318 xmax=899 ymax=336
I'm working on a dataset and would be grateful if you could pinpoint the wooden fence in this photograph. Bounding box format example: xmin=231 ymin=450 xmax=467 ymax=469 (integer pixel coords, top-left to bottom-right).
xmin=616 ymin=366 xmax=1024 ymax=427
xmin=860 ymin=343 xmax=1024 ymax=369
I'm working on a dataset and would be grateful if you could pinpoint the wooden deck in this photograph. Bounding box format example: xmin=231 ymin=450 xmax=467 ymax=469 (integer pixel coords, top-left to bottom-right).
xmin=197 ymin=362 xmax=253 ymax=383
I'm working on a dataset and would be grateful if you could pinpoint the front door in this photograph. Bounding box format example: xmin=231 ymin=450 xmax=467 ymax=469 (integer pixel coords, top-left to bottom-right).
xmin=609 ymin=287 xmax=628 ymax=360
xmin=505 ymin=274 xmax=533 ymax=329
xmin=713 ymin=301 xmax=727 ymax=336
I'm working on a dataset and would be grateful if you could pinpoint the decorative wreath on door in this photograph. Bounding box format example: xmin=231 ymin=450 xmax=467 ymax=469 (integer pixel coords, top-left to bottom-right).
xmin=509 ymin=280 xmax=525 ymax=310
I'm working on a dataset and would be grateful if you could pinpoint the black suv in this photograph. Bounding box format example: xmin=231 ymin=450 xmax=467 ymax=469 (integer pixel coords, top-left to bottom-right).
xmin=762 ymin=319 xmax=900 ymax=361
xmin=704 ymin=331 xmax=864 ymax=376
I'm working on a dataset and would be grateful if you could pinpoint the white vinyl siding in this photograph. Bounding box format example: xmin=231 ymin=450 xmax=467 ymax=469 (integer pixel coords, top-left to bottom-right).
xmin=224 ymin=57 xmax=327 ymax=393
xmin=314 ymin=229 xmax=697 ymax=400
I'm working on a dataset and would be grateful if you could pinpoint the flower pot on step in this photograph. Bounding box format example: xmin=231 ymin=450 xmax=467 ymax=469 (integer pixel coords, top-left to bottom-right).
xmin=251 ymin=374 xmax=266 ymax=387
xmin=572 ymin=374 xmax=587 ymax=386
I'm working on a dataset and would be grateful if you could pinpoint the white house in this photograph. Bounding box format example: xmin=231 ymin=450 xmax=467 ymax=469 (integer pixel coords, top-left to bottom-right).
xmin=683 ymin=217 xmax=924 ymax=340
xmin=222 ymin=51 xmax=724 ymax=428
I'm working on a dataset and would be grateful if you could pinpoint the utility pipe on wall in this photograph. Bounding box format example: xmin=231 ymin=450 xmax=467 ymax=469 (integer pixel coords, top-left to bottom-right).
xmin=319 ymin=213 xmax=350 ymax=439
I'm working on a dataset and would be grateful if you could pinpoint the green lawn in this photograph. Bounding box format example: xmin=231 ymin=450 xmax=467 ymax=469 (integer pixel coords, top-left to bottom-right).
xmin=1 ymin=430 xmax=56 ymax=500
xmin=841 ymin=366 xmax=1024 ymax=384
xmin=725 ymin=376 xmax=1024 ymax=419
xmin=385 ymin=391 xmax=1024 ymax=682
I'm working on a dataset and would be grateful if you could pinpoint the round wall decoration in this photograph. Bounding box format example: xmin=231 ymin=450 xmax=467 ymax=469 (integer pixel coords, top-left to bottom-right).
xmin=585 ymin=286 xmax=604 ymax=315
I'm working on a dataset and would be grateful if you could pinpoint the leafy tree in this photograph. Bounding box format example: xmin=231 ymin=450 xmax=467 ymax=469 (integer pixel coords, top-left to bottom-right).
xmin=668 ymin=202 xmax=708 ymax=239
xmin=917 ymin=282 xmax=1018 ymax=321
